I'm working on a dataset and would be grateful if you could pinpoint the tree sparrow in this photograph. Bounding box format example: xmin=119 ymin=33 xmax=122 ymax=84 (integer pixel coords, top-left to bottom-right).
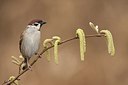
xmin=19 ymin=19 xmax=46 ymax=70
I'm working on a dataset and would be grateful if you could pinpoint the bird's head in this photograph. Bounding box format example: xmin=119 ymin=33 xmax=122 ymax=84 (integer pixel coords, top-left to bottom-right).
xmin=28 ymin=19 xmax=46 ymax=30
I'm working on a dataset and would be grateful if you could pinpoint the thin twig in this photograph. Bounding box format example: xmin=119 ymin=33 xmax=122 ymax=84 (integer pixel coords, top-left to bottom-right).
xmin=3 ymin=34 xmax=104 ymax=85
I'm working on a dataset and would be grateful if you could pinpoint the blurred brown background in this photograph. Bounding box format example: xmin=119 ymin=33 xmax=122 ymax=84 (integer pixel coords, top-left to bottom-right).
xmin=0 ymin=0 xmax=128 ymax=85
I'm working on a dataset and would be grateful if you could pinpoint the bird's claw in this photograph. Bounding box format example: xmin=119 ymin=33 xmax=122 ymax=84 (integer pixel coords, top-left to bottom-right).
xmin=27 ymin=63 xmax=32 ymax=71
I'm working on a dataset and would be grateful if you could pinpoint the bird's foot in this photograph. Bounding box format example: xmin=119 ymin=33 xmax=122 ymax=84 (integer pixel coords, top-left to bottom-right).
xmin=27 ymin=63 xmax=32 ymax=71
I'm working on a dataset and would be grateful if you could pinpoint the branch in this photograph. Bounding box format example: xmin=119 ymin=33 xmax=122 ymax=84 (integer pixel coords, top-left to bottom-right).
xmin=3 ymin=34 xmax=104 ymax=85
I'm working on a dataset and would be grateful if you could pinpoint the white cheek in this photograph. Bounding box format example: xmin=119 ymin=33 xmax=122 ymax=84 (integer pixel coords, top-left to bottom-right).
xmin=36 ymin=24 xmax=41 ymax=30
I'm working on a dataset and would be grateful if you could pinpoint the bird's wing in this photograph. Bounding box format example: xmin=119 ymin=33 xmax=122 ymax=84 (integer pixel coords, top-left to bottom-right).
xmin=19 ymin=32 xmax=24 ymax=53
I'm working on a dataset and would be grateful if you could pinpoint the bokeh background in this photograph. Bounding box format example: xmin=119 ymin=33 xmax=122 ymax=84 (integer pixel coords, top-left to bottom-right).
xmin=0 ymin=0 xmax=128 ymax=85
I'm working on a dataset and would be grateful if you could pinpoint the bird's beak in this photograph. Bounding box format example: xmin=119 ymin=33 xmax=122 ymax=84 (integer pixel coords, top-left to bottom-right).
xmin=42 ymin=21 xmax=46 ymax=24
xmin=40 ymin=21 xmax=46 ymax=27
xmin=39 ymin=21 xmax=46 ymax=31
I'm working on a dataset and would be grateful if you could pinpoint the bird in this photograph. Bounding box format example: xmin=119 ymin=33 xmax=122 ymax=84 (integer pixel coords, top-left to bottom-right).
xmin=19 ymin=19 xmax=46 ymax=70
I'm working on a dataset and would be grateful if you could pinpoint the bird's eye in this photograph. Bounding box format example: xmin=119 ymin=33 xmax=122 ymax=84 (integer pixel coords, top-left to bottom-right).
xmin=34 ymin=23 xmax=38 ymax=26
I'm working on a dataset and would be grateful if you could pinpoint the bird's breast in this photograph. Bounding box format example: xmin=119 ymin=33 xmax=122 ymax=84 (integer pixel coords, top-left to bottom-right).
xmin=21 ymin=30 xmax=41 ymax=58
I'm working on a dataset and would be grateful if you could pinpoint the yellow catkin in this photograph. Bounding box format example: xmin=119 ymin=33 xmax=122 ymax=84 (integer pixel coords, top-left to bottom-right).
xmin=76 ymin=29 xmax=86 ymax=61
xmin=8 ymin=76 xmax=19 ymax=85
xmin=89 ymin=22 xmax=99 ymax=33
xmin=43 ymin=39 xmax=53 ymax=61
xmin=19 ymin=55 xmax=24 ymax=62
xmin=54 ymin=40 xmax=60 ymax=64
xmin=12 ymin=60 xmax=20 ymax=66
xmin=100 ymin=30 xmax=115 ymax=56
xmin=43 ymin=39 xmax=53 ymax=47
xmin=52 ymin=36 xmax=61 ymax=64
xmin=11 ymin=56 xmax=20 ymax=64
xmin=11 ymin=56 xmax=21 ymax=66
xmin=45 ymin=46 xmax=51 ymax=61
